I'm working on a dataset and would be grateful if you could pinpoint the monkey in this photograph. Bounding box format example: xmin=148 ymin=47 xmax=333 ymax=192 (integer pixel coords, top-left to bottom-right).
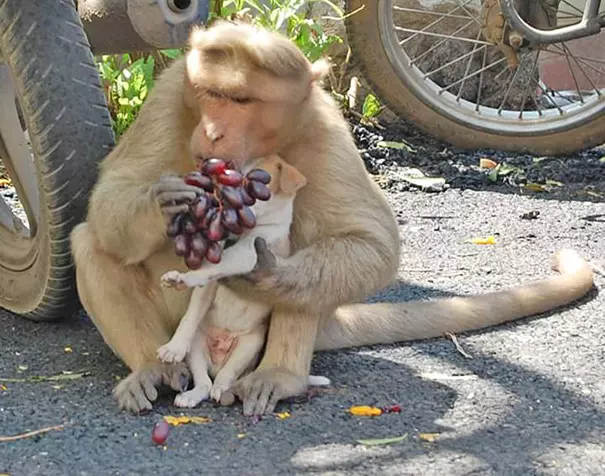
xmin=154 ymin=155 xmax=330 ymax=408
xmin=70 ymin=19 xmax=594 ymax=416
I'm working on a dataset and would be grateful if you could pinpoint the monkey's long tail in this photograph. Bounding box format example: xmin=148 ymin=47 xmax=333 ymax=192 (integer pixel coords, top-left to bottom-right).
xmin=315 ymin=249 xmax=594 ymax=351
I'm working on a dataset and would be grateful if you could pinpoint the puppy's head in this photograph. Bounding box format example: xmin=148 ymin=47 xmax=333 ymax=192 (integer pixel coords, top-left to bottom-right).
xmin=252 ymin=155 xmax=307 ymax=197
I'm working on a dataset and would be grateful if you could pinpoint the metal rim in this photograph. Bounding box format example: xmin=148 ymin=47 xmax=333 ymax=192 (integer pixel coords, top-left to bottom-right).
xmin=377 ymin=0 xmax=605 ymax=136
xmin=0 ymin=63 xmax=41 ymax=272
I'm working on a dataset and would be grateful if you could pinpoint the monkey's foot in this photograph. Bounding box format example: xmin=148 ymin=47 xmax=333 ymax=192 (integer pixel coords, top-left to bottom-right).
xmin=157 ymin=339 xmax=189 ymax=364
xmin=233 ymin=367 xmax=307 ymax=416
xmin=174 ymin=385 xmax=211 ymax=408
xmin=160 ymin=271 xmax=188 ymax=290
xmin=114 ymin=362 xmax=190 ymax=413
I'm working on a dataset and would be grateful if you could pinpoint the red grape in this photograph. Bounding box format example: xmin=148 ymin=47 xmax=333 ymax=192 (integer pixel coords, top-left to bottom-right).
xmin=166 ymin=159 xmax=271 ymax=270
xmin=192 ymin=194 xmax=210 ymax=219
xmin=247 ymin=181 xmax=271 ymax=201
xmin=174 ymin=234 xmax=190 ymax=257
xmin=184 ymin=171 xmax=214 ymax=191
xmin=240 ymin=187 xmax=256 ymax=206
xmin=218 ymin=170 xmax=244 ymax=187
xmin=152 ymin=420 xmax=170 ymax=445
xmin=166 ymin=214 xmax=184 ymax=237
xmin=246 ymin=169 xmax=271 ymax=184
xmin=191 ymin=232 xmax=208 ymax=256
xmin=201 ymin=158 xmax=227 ymax=176
xmin=185 ymin=249 xmax=203 ymax=270
xmin=182 ymin=215 xmax=197 ymax=234
xmin=238 ymin=206 xmax=257 ymax=228
xmin=220 ymin=186 xmax=243 ymax=209
xmin=206 ymin=241 xmax=223 ymax=263
xmin=207 ymin=211 xmax=225 ymax=242
xmin=222 ymin=208 xmax=242 ymax=234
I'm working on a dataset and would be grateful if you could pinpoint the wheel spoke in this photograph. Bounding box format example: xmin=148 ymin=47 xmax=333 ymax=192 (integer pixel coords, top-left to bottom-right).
xmin=0 ymin=64 xmax=38 ymax=236
xmin=399 ymin=0 xmax=478 ymax=45
xmin=423 ymin=43 xmax=487 ymax=79
xmin=457 ymin=30 xmax=484 ymax=101
xmin=518 ymin=51 xmax=541 ymax=119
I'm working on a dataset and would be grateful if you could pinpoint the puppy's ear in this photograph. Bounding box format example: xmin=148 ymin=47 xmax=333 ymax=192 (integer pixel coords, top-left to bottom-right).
xmin=278 ymin=162 xmax=307 ymax=195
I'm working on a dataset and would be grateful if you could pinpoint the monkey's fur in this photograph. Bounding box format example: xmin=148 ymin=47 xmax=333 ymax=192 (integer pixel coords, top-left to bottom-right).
xmin=70 ymin=20 xmax=594 ymax=416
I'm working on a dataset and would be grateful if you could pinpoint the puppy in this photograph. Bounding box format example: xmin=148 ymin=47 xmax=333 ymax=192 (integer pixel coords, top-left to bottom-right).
xmin=157 ymin=155 xmax=330 ymax=408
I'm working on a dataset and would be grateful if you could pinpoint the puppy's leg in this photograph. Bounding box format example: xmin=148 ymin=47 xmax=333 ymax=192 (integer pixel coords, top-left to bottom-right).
xmin=161 ymin=235 xmax=259 ymax=288
xmin=157 ymin=282 xmax=219 ymax=363
xmin=173 ymin=333 xmax=213 ymax=408
xmin=210 ymin=329 xmax=265 ymax=404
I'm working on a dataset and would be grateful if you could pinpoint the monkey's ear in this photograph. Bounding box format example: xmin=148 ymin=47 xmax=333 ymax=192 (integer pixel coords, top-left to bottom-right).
xmin=278 ymin=162 xmax=307 ymax=195
xmin=310 ymin=58 xmax=331 ymax=83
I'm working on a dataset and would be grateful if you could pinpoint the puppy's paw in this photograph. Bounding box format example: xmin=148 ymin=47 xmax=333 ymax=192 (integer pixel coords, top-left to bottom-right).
xmin=157 ymin=340 xmax=189 ymax=364
xmin=174 ymin=385 xmax=211 ymax=408
xmin=160 ymin=270 xmax=188 ymax=290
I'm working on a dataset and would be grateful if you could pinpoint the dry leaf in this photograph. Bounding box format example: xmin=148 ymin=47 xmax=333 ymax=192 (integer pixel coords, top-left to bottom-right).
xmin=0 ymin=178 xmax=12 ymax=187
xmin=523 ymin=182 xmax=549 ymax=193
xmin=52 ymin=385 xmax=62 ymax=390
xmin=419 ymin=432 xmax=440 ymax=442
xmin=237 ymin=433 xmax=247 ymax=439
xmin=357 ymin=434 xmax=408 ymax=446
xmin=349 ymin=405 xmax=383 ymax=417
xmin=18 ymin=365 xmax=28 ymax=371
xmin=275 ymin=411 xmax=291 ymax=420
xmin=479 ymin=158 xmax=498 ymax=169
xmin=470 ymin=236 xmax=496 ymax=245
xmin=163 ymin=415 xmax=211 ymax=426
xmin=64 ymin=347 xmax=73 ymax=353
xmin=0 ymin=384 xmax=7 ymax=391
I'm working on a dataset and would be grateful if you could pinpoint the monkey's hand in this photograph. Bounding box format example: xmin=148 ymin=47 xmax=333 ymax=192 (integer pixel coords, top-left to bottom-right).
xmin=152 ymin=174 xmax=203 ymax=222
xmin=232 ymin=367 xmax=307 ymax=416
xmin=219 ymin=237 xmax=283 ymax=299
xmin=113 ymin=362 xmax=190 ymax=413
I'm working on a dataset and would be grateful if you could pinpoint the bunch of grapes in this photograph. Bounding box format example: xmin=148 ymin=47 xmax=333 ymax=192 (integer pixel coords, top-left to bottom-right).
xmin=166 ymin=158 xmax=272 ymax=270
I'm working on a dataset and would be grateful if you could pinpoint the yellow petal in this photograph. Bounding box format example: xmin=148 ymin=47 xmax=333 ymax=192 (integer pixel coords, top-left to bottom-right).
xmin=64 ymin=346 xmax=73 ymax=353
xmin=419 ymin=432 xmax=440 ymax=442
xmin=470 ymin=236 xmax=496 ymax=245
xmin=276 ymin=411 xmax=291 ymax=420
xmin=188 ymin=416 xmax=211 ymax=424
xmin=163 ymin=415 xmax=211 ymax=426
xmin=349 ymin=405 xmax=383 ymax=417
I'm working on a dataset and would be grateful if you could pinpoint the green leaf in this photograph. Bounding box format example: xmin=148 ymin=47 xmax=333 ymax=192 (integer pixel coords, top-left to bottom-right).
xmin=377 ymin=140 xmax=416 ymax=153
xmin=357 ymin=434 xmax=408 ymax=446
xmin=160 ymin=49 xmax=184 ymax=59
xmin=362 ymin=93 xmax=381 ymax=119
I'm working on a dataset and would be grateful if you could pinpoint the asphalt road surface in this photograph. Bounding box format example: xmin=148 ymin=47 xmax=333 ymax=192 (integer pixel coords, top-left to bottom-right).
xmin=1 ymin=180 xmax=605 ymax=475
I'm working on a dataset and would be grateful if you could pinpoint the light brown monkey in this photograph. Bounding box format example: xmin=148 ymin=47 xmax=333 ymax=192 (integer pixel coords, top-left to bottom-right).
xmin=155 ymin=155 xmax=330 ymax=409
xmin=70 ymin=19 xmax=594 ymax=416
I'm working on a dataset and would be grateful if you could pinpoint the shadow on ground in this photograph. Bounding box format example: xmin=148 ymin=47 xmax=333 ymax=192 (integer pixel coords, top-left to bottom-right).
xmin=1 ymin=272 xmax=602 ymax=473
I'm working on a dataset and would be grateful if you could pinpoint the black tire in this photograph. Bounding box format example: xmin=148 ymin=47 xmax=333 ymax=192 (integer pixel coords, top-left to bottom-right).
xmin=0 ymin=0 xmax=115 ymax=320
xmin=344 ymin=0 xmax=605 ymax=155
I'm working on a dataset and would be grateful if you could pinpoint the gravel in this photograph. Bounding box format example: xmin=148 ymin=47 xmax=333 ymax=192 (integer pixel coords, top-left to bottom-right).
xmin=1 ymin=118 xmax=605 ymax=475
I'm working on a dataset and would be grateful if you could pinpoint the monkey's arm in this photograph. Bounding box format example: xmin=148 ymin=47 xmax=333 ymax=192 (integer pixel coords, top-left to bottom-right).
xmin=224 ymin=232 xmax=396 ymax=312
xmin=87 ymin=173 xmax=201 ymax=264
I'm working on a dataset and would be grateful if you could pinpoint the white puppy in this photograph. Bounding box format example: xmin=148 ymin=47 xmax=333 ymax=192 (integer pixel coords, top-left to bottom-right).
xmin=158 ymin=155 xmax=330 ymax=408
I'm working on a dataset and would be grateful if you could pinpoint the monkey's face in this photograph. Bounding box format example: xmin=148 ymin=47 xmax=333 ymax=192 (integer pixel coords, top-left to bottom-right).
xmin=187 ymin=92 xmax=293 ymax=166
xmin=183 ymin=21 xmax=321 ymax=167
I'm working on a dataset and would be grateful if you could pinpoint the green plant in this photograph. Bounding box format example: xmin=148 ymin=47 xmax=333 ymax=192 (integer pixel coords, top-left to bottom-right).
xmin=219 ymin=0 xmax=344 ymax=62
xmin=96 ymin=50 xmax=183 ymax=138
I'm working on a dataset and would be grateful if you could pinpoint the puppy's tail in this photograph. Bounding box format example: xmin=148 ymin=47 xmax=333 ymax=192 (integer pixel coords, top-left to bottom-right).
xmin=315 ymin=249 xmax=594 ymax=351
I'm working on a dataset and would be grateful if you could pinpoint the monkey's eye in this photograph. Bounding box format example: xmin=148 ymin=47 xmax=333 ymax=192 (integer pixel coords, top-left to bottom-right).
xmin=206 ymin=90 xmax=223 ymax=99
xmin=232 ymin=96 xmax=252 ymax=105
